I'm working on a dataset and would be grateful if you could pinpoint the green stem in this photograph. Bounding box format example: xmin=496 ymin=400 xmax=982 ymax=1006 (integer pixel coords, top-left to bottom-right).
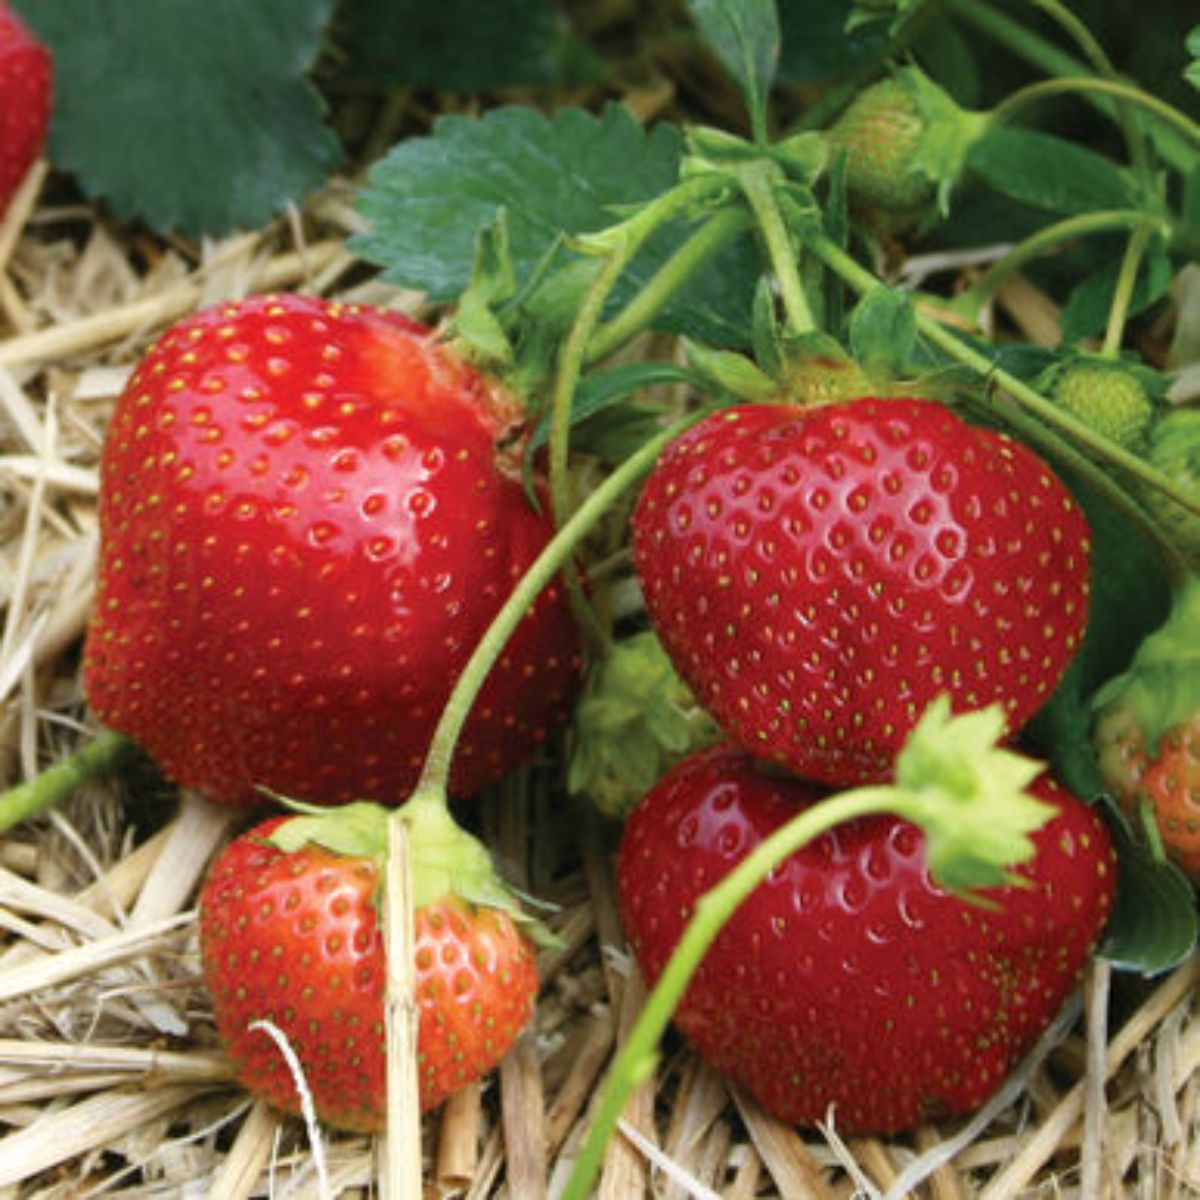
xmin=735 ymin=164 xmax=817 ymax=336
xmin=545 ymin=174 xmax=735 ymax=645
xmin=806 ymin=232 xmax=1200 ymax=517
xmin=0 ymin=730 xmax=132 ymax=833
xmin=945 ymin=0 xmax=1193 ymax=173
xmin=559 ymin=783 xmax=899 ymax=1200
xmin=989 ymin=77 xmax=1200 ymax=151
xmin=959 ymin=210 xmax=1164 ymax=313
xmin=1101 ymin=223 xmax=1154 ymax=358
xmin=413 ymin=414 xmax=708 ymax=800
xmin=1021 ymin=0 xmax=1147 ymax=172
xmin=586 ymin=206 xmax=750 ymax=364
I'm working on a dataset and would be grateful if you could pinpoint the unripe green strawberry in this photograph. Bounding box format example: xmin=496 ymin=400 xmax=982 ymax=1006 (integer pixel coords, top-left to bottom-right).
xmin=826 ymin=68 xmax=983 ymax=222
xmin=1140 ymin=406 xmax=1200 ymax=570
xmin=1045 ymin=359 xmax=1155 ymax=450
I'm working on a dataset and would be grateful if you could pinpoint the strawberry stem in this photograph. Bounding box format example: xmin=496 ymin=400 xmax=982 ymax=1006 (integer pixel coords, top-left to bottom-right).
xmin=1100 ymin=223 xmax=1154 ymax=358
xmin=0 ymin=730 xmax=132 ymax=833
xmin=586 ymin=206 xmax=750 ymax=364
xmin=945 ymin=0 xmax=1193 ymax=173
xmin=958 ymin=210 xmax=1165 ymax=315
xmin=413 ymin=412 xmax=711 ymax=804
xmin=988 ymin=77 xmax=1200 ymax=151
xmin=734 ymin=162 xmax=817 ymax=336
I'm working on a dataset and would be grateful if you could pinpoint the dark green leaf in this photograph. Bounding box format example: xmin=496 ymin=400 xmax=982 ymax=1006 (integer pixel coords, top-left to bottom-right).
xmin=1187 ymin=26 xmax=1200 ymax=90
xmin=353 ymin=105 xmax=757 ymax=345
xmin=776 ymin=0 xmax=887 ymax=83
xmin=338 ymin=0 xmax=586 ymax=90
xmin=966 ymin=127 xmax=1137 ymax=215
xmin=687 ymin=0 xmax=780 ymax=135
xmin=847 ymin=286 xmax=918 ymax=372
xmin=1099 ymin=799 xmax=1198 ymax=975
xmin=1060 ymin=237 xmax=1174 ymax=344
xmin=16 ymin=0 xmax=340 ymax=236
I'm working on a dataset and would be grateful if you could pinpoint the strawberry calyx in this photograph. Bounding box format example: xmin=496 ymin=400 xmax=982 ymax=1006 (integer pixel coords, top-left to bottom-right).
xmin=266 ymin=793 xmax=554 ymax=947
xmin=892 ymin=696 xmax=1054 ymax=895
xmin=568 ymin=630 xmax=722 ymax=819
xmin=1093 ymin=578 xmax=1200 ymax=753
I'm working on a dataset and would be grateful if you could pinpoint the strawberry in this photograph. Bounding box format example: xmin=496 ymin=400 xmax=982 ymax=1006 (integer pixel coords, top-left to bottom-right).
xmin=1093 ymin=579 xmax=1200 ymax=882
xmin=83 ymin=294 xmax=581 ymax=806
xmin=1043 ymin=357 xmax=1155 ymax=451
xmin=630 ymin=397 xmax=1091 ymax=787
xmin=616 ymin=741 xmax=1116 ymax=1135
xmin=0 ymin=0 xmax=51 ymax=213
xmin=826 ymin=68 xmax=983 ymax=223
xmin=198 ymin=801 xmax=540 ymax=1131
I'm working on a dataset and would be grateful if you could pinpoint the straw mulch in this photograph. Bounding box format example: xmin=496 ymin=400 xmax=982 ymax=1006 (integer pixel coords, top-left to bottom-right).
xmin=0 ymin=144 xmax=1197 ymax=1200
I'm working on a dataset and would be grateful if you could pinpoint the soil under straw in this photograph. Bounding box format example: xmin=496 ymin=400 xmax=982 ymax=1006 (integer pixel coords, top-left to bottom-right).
xmin=0 ymin=157 xmax=1196 ymax=1198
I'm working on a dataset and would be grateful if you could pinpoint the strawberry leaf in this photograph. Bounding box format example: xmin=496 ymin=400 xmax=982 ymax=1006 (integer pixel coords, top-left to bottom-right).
xmin=339 ymin=0 xmax=588 ymax=89
xmin=776 ymin=0 xmax=887 ymax=83
xmin=847 ymin=285 xmax=918 ymax=373
xmin=966 ymin=127 xmax=1138 ymax=216
xmin=687 ymin=0 xmax=780 ymax=139
xmin=1098 ymin=799 xmax=1197 ymax=974
xmin=353 ymin=104 xmax=757 ymax=346
xmin=15 ymin=0 xmax=340 ymax=237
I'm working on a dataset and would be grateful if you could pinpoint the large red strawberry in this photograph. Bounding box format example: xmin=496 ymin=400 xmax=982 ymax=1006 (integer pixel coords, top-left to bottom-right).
xmin=83 ymin=294 xmax=581 ymax=806
xmin=0 ymin=0 xmax=51 ymax=213
xmin=616 ymin=742 xmax=1116 ymax=1135
xmin=631 ymin=398 xmax=1091 ymax=786
xmin=198 ymin=802 xmax=540 ymax=1131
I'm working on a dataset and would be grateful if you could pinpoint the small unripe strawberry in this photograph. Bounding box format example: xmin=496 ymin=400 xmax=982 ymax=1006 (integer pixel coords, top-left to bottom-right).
xmin=1093 ymin=580 xmax=1200 ymax=883
xmin=1046 ymin=359 xmax=1155 ymax=450
xmin=826 ymin=68 xmax=982 ymax=223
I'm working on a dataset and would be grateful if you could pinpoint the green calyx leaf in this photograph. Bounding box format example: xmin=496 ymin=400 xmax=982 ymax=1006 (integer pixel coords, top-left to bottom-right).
xmin=682 ymin=338 xmax=778 ymax=402
xmin=892 ymin=697 xmax=1055 ymax=895
xmin=568 ymin=631 xmax=723 ymax=819
xmin=265 ymin=794 xmax=551 ymax=944
xmin=1093 ymin=578 xmax=1200 ymax=751
xmin=847 ymin=285 xmax=918 ymax=375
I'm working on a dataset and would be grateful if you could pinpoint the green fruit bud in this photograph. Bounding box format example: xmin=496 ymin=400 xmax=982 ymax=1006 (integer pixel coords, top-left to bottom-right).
xmin=1047 ymin=359 xmax=1155 ymax=451
xmin=826 ymin=67 xmax=985 ymax=223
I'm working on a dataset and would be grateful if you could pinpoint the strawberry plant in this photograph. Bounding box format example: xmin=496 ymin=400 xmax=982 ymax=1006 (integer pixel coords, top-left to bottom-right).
xmin=0 ymin=0 xmax=1198 ymax=1193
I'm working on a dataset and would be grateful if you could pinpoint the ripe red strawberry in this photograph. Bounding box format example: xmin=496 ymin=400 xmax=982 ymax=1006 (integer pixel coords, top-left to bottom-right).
xmin=631 ymin=398 xmax=1091 ymax=786
xmin=616 ymin=742 xmax=1116 ymax=1135
xmin=1093 ymin=580 xmax=1200 ymax=882
xmin=198 ymin=805 xmax=540 ymax=1131
xmin=83 ymin=294 xmax=581 ymax=806
xmin=0 ymin=0 xmax=51 ymax=213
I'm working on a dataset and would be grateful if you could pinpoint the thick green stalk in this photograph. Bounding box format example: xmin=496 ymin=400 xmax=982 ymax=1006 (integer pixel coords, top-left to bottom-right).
xmin=1021 ymin=0 xmax=1147 ymax=171
xmin=806 ymin=232 xmax=1200 ymax=518
xmin=586 ymin=206 xmax=750 ymax=364
xmin=0 ymin=730 xmax=132 ymax=833
xmin=559 ymin=784 xmax=901 ymax=1200
xmin=412 ymin=414 xmax=707 ymax=801
xmin=1101 ymin=223 xmax=1154 ymax=358
xmin=945 ymin=0 xmax=1192 ymax=173
xmin=960 ymin=210 xmax=1163 ymax=312
xmin=989 ymin=78 xmax=1200 ymax=155
xmin=735 ymin=163 xmax=817 ymax=336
